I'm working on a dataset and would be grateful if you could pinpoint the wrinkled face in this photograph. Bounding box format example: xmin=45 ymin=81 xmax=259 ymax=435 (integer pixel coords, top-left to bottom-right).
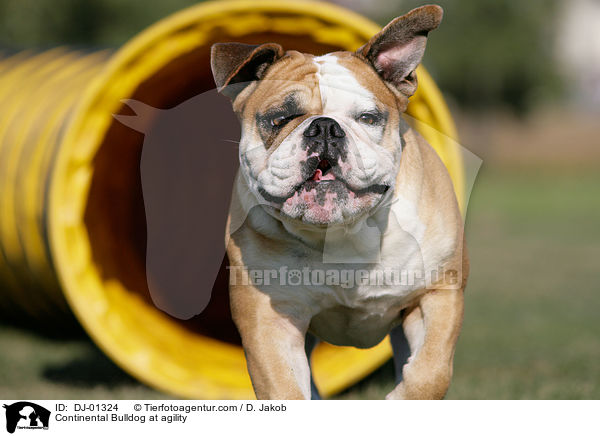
xmin=235 ymin=51 xmax=404 ymax=225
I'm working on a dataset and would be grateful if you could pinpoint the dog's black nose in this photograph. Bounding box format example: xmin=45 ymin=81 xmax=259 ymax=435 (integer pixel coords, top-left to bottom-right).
xmin=303 ymin=117 xmax=345 ymax=139
xmin=303 ymin=117 xmax=347 ymax=163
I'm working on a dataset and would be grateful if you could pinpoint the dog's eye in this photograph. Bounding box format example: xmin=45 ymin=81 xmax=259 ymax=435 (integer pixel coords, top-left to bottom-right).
xmin=269 ymin=113 xmax=304 ymax=128
xmin=271 ymin=115 xmax=289 ymax=128
xmin=357 ymin=112 xmax=379 ymax=125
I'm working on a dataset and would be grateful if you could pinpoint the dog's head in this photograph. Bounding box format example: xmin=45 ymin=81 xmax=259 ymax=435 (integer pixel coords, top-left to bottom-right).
xmin=211 ymin=5 xmax=442 ymax=226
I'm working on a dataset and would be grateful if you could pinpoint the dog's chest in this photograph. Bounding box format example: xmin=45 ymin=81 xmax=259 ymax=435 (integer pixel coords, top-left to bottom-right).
xmin=260 ymin=225 xmax=430 ymax=347
xmin=306 ymin=275 xmax=423 ymax=348
xmin=294 ymin=239 xmax=428 ymax=347
xmin=236 ymin=195 xmax=452 ymax=347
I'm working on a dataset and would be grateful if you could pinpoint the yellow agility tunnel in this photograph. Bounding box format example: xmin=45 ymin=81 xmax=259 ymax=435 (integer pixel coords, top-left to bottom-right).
xmin=0 ymin=0 xmax=463 ymax=398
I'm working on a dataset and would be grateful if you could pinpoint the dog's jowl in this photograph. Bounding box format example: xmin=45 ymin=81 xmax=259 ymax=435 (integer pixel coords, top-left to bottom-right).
xmin=211 ymin=4 xmax=468 ymax=400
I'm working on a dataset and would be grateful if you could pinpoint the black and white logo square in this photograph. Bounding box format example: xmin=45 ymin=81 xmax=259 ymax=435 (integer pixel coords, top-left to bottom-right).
xmin=3 ymin=402 xmax=50 ymax=433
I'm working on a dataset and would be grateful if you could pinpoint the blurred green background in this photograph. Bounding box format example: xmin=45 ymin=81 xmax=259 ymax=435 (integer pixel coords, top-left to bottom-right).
xmin=1 ymin=0 xmax=599 ymax=399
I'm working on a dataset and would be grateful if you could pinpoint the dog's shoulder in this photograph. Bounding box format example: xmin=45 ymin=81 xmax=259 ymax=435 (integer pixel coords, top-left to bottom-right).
xmin=396 ymin=126 xmax=465 ymax=277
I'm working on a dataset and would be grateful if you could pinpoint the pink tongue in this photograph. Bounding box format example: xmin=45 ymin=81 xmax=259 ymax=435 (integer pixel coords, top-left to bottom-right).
xmin=312 ymin=169 xmax=323 ymax=181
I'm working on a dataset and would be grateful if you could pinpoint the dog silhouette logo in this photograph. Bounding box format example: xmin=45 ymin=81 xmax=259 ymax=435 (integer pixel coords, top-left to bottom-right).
xmin=3 ymin=402 xmax=50 ymax=433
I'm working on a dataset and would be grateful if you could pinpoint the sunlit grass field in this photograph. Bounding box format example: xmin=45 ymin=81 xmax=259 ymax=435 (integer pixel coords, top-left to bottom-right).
xmin=1 ymin=168 xmax=599 ymax=399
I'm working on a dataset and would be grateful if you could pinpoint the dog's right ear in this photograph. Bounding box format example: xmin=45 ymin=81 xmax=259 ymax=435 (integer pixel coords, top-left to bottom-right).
xmin=211 ymin=42 xmax=284 ymax=101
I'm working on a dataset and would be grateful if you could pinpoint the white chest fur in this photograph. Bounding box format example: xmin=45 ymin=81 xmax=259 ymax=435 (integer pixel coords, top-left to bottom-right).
xmin=234 ymin=188 xmax=446 ymax=348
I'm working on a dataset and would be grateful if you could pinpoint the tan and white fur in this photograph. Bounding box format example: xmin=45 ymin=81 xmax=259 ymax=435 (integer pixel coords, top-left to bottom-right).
xmin=211 ymin=5 xmax=468 ymax=400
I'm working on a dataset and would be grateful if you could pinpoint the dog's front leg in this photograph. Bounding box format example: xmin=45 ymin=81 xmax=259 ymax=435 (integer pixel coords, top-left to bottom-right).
xmin=387 ymin=288 xmax=464 ymax=400
xmin=230 ymin=284 xmax=311 ymax=400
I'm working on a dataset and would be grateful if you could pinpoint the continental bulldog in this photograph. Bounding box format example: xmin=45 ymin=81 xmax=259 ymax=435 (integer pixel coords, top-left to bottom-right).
xmin=211 ymin=4 xmax=468 ymax=399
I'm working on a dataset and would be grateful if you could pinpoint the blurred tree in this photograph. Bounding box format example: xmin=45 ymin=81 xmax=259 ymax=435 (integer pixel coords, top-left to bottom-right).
xmin=0 ymin=0 xmax=205 ymax=48
xmin=0 ymin=0 xmax=562 ymax=113
xmin=372 ymin=0 xmax=562 ymax=114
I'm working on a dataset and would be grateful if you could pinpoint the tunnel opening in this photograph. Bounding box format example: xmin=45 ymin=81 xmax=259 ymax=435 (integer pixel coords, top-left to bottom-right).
xmin=83 ymin=35 xmax=346 ymax=346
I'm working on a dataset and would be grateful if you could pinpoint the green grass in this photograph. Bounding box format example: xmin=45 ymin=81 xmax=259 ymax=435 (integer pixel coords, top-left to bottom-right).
xmin=449 ymin=168 xmax=600 ymax=399
xmin=0 ymin=327 xmax=168 ymax=400
xmin=1 ymin=168 xmax=599 ymax=399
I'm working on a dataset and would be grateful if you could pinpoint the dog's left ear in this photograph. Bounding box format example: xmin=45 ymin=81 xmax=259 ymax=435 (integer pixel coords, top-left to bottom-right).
xmin=358 ymin=5 xmax=443 ymax=98
xmin=211 ymin=42 xmax=284 ymax=101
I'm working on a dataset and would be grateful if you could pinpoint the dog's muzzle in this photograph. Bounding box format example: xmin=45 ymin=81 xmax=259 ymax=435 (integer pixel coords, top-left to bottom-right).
xmin=301 ymin=117 xmax=348 ymax=183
